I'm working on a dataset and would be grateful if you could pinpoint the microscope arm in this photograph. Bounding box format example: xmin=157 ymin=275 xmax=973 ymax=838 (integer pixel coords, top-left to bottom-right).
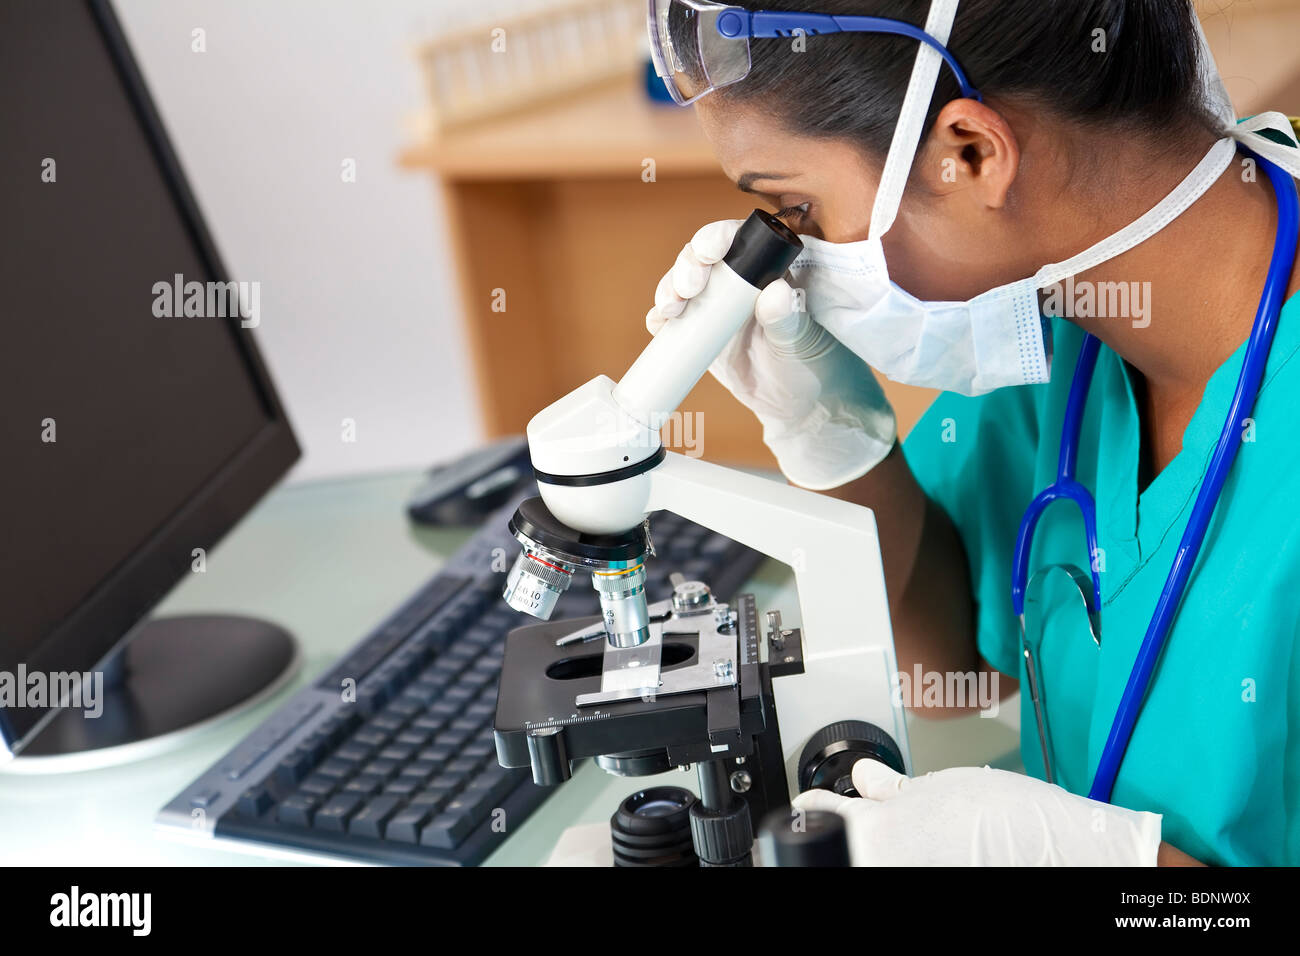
xmin=646 ymin=452 xmax=912 ymax=781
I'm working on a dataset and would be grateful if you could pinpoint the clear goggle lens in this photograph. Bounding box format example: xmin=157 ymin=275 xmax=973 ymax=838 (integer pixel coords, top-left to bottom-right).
xmin=648 ymin=0 xmax=751 ymax=105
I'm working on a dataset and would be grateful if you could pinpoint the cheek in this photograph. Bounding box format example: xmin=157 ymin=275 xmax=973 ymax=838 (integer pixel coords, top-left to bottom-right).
xmin=814 ymin=181 xmax=878 ymax=243
xmin=882 ymin=208 xmax=994 ymax=300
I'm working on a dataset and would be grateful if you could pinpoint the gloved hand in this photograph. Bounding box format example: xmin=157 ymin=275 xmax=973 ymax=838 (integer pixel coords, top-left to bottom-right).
xmin=792 ymin=760 xmax=1162 ymax=866
xmin=646 ymin=220 xmax=897 ymax=491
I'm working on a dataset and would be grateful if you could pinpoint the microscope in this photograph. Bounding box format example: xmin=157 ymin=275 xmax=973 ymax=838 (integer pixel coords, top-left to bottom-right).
xmin=493 ymin=211 xmax=910 ymax=866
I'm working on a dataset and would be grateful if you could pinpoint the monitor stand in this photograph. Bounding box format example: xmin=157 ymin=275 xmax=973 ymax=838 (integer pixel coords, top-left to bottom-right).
xmin=3 ymin=615 xmax=299 ymax=773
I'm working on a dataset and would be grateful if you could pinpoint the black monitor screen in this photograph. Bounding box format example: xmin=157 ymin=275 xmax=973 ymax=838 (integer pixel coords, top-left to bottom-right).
xmin=0 ymin=1 xmax=297 ymax=749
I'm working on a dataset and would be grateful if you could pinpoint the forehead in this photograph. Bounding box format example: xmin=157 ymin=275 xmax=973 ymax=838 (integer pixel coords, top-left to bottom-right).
xmin=695 ymin=99 xmax=876 ymax=185
xmin=695 ymin=101 xmax=803 ymax=179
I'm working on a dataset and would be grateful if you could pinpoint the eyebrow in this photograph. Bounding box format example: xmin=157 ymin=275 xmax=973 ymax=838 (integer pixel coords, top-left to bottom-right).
xmin=736 ymin=172 xmax=793 ymax=193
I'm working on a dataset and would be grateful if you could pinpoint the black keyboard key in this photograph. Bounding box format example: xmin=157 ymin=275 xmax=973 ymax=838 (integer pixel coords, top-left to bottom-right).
xmin=444 ymin=682 xmax=476 ymax=700
xmin=419 ymin=802 xmax=477 ymax=849
xmin=683 ymin=558 xmax=712 ymax=580
xmin=426 ymin=773 xmax=462 ymax=794
xmin=297 ymin=734 xmax=329 ymax=766
xmin=420 ymin=622 xmax=455 ymax=653
xmin=433 ymin=729 xmax=472 ymax=751
xmin=273 ymin=748 xmax=313 ymax=789
xmin=445 ymin=757 xmax=480 ymax=777
xmin=317 ymin=757 xmax=354 ymax=779
xmin=463 ymin=626 xmax=498 ymax=647
xmin=417 ymin=744 xmax=455 ymax=765
xmin=409 ymin=787 xmax=453 ymax=810
xmin=416 ymin=673 xmax=451 ymax=693
xmin=467 ymin=765 xmax=521 ymax=806
xmin=476 ymin=614 xmax=514 ymax=636
xmin=298 ymin=773 xmax=339 ymax=797
xmin=428 ymin=699 xmax=461 ymax=720
xmin=387 ymin=697 xmax=423 ymax=717
xmin=333 ymin=742 xmax=375 ymax=764
xmin=371 ymin=666 xmax=404 ymax=696
xmin=277 ymin=793 xmax=320 ymax=827
xmin=359 ymin=758 xmax=400 ymax=780
xmin=445 ymin=641 xmax=480 ymax=663
xmin=313 ymin=793 xmax=363 ymax=831
xmin=663 ymin=537 xmax=695 ymax=563
xmin=237 ymin=786 xmax=274 ymax=818
xmin=433 ymin=658 xmax=469 ymax=680
xmin=410 ymin=715 xmax=449 ymax=737
xmin=439 ymin=601 xmax=475 ymax=634
xmin=393 ymin=729 xmax=431 ymax=748
xmin=458 ymin=669 xmax=492 ymax=692
xmin=398 ymin=760 xmax=438 ymax=782
xmin=356 ymin=686 xmax=391 ymax=715
xmin=314 ymin=713 xmax=353 ymax=748
xmin=460 ymin=741 xmax=494 ymax=762
xmin=468 ymin=576 xmax=498 ymax=606
xmin=348 ymin=796 xmax=404 ymax=838
xmin=351 ymin=727 xmax=389 ymax=748
xmin=382 ymin=778 xmax=419 ymax=798
xmin=455 ymin=781 xmax=500 ymax=819
xmin=343 ymin=775 xmax=385 ymax=797
xmin=385 ymin=804 xmax=436 ymax=844
xmin=369 ymin=712 xmax=405 ymax=732
xmin=701 ymin=533 xmax=732 ymax=556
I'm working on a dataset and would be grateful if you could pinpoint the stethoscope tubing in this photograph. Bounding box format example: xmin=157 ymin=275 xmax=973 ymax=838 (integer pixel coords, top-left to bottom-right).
xmin=1009 ymin=149 xmax=1300 ymax=802
xmin=1011 ymin=335 xmax=1104 ymax=619
xmin=1088 ymin=151 xmax=1300 ymax=802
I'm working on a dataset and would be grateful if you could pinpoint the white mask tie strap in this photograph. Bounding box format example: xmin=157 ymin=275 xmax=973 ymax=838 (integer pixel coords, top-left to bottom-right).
xmin=1033 ymin=137 xmax=1238 ymax=290
xmin=867 ymin=0 xmax=961 ymax=242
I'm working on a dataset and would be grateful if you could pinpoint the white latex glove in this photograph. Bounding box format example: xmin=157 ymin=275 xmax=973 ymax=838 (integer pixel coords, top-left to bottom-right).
xmin=646 ymin=220 xmax=897 ymax=491
xmin=792 ymin=760 xmax=1162 ymax=866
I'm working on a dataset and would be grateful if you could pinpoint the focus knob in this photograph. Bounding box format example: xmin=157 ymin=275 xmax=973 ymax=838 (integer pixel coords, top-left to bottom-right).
xmin=797 ymin=720 xmax=905 ymax=796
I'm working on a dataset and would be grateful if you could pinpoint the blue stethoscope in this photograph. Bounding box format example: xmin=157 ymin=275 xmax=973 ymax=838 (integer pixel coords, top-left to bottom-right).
xmin=1012 ymin=149 xmax=1300 ymax=804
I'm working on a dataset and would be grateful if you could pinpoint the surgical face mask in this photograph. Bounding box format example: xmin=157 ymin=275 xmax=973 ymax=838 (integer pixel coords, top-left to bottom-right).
xmin=782 ymin=0 xmax=1300 ymax=397
xmin=787 ymin=234 xmax=1050 ymax=395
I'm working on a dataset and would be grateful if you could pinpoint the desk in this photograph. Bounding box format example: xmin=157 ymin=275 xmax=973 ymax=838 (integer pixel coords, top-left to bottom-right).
xmin=0 ymin=470 xmax=1019 ymax=866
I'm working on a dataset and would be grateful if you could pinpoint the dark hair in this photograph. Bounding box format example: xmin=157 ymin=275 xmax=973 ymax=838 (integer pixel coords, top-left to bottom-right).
xmin=715 ymin=0 xmax=1219 ymax=155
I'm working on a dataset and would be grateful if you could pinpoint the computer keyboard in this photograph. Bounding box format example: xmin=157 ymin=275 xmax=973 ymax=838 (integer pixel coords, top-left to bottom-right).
xmin=157 ymin=486 xmax=767 ymax=865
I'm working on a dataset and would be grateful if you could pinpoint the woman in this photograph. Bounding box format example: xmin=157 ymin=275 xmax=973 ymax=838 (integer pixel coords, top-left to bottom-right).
xmin=646 ymin=0 xmax=1300 ymax=865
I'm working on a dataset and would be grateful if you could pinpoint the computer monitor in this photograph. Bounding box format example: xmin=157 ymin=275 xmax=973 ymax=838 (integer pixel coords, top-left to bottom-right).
xmin=0 ymin=0 xmax=301 ymax=767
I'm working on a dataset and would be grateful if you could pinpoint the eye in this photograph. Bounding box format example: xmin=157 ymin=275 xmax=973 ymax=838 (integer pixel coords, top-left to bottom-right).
xmin=774 ymin=202 xmax=811 ymax=227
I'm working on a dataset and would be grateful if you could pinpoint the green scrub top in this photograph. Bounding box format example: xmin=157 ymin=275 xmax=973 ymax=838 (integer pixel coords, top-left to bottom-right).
xmin=903 ymin=293 xmax=1300 ymax=866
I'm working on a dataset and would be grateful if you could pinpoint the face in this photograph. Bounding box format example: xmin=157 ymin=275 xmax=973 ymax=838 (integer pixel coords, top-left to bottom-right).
xmin=695 ymin=98 xmax=1038 ymax=301
xmin=696 ymin=99 xmax=878 ymax=244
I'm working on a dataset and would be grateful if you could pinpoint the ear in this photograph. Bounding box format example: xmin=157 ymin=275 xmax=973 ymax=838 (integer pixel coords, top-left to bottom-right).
xmin=914 ymin=99 xmax=1021 ymax=209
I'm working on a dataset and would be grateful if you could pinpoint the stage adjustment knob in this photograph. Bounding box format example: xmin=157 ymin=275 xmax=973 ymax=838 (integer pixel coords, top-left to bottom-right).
xmin=526 ymin=726 xmax=570 ymax=786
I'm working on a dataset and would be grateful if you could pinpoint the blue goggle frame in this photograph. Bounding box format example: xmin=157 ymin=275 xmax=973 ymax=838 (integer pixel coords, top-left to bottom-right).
xmin=714 ymin=8 xmax=982 ymax=102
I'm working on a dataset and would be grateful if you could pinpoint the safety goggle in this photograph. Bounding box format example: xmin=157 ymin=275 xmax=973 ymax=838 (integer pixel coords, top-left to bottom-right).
xmin=647 ymin=0 xmax=982 ymax=106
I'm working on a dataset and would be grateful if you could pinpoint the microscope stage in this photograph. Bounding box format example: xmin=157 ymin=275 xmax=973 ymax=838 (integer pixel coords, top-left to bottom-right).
xmin=493 ymin=595 xmax=773 ymax=778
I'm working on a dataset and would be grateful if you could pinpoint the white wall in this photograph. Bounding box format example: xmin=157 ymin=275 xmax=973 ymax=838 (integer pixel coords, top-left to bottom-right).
xmin=112 ymin=0 xmax=543 ymax=481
